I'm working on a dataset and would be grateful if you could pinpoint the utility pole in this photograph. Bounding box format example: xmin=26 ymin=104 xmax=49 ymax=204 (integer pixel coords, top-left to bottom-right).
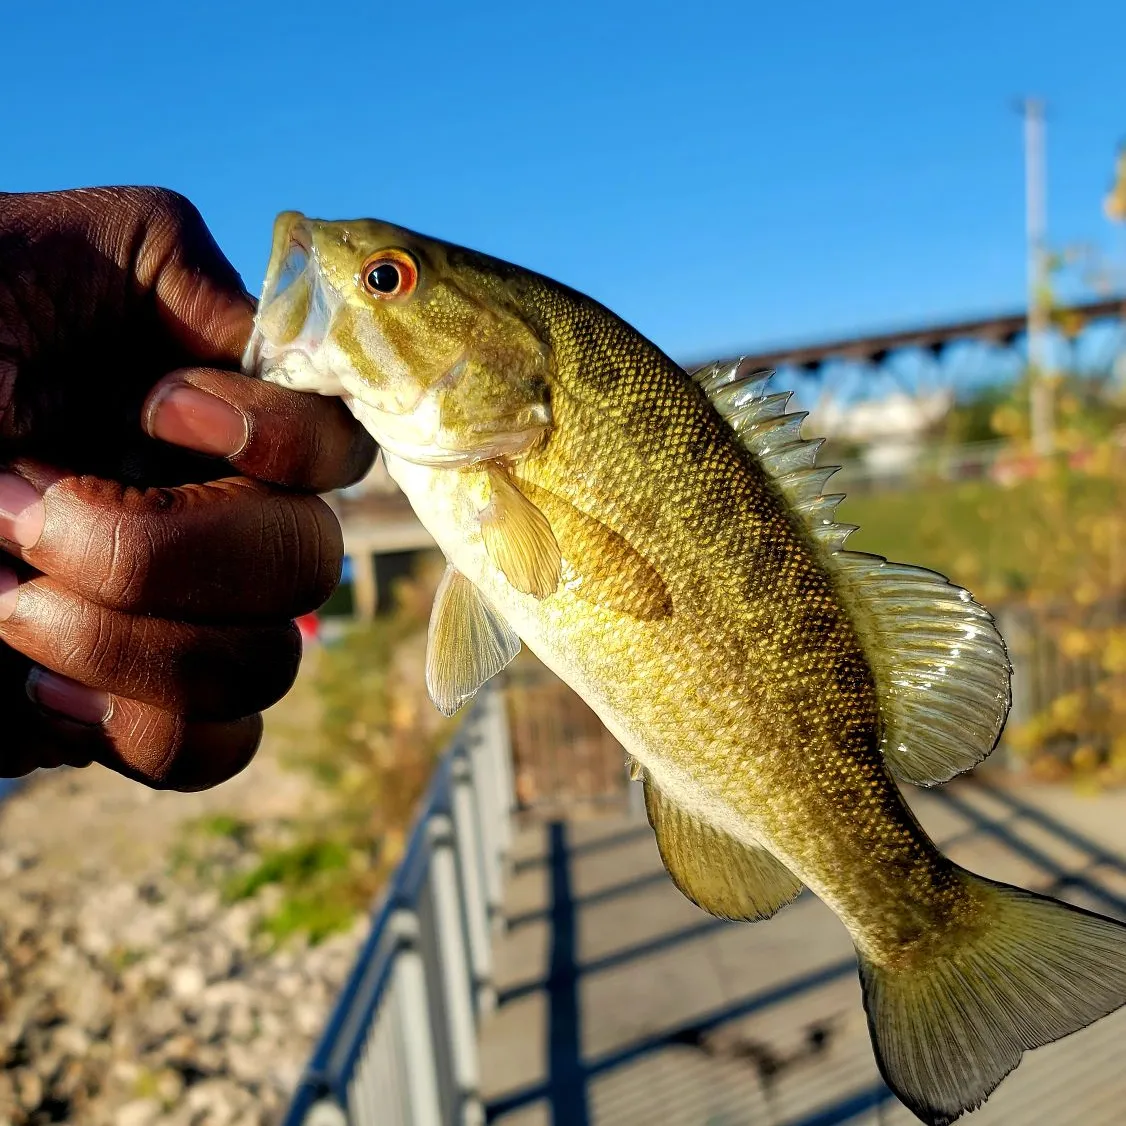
xmin=1022 ymin=97 xmax=1055 ymax=456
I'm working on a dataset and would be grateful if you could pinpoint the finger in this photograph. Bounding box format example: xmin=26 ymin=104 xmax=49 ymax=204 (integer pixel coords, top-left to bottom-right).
xmin=1 ymin=660 xmax=262 ymax=791
xmin=143 ymin=367 xmax=377 ymax=491
xmin=0 ymin=464 xmax=343 ymax=620
xmin=0 ymin=571 xmax=301 ymax=720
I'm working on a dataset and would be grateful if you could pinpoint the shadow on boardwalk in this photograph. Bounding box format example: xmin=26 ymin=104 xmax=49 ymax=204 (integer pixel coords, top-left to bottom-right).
xmin=480 ymin=779 xmax=1126 ymax=1126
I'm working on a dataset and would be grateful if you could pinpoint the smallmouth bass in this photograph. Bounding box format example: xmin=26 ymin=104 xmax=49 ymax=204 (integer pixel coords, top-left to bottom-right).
xmin=244 ymin=212 xmax=1126 ymax=1125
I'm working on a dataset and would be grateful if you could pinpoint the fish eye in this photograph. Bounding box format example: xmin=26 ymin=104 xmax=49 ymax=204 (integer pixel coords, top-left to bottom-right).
xmin=360 ymin=250 xmax=419 ymax=299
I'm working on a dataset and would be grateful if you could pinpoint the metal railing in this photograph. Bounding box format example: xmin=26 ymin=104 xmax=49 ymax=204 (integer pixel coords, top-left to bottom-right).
xmin=283 ymin=685 xmax=515 ymax=1126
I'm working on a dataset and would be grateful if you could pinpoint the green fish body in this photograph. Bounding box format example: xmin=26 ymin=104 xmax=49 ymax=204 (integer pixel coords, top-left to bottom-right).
xmin=244 ymin=213 xmax=1126 ymax=1125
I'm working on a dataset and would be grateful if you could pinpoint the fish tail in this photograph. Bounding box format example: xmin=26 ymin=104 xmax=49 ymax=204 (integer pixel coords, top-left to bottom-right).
xmin=855 ymin=869 xmax=1126 ymax=1126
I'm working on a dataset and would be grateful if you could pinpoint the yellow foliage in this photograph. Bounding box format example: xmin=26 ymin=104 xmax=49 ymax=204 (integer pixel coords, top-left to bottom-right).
xmin=1103 ymin=631 xmax=1126 ymax=674
xmin=991 ymin=404 xmax=1026 ymax=439
xmin=1050 ymin=692 xmax=1084 ymax=727
xmin=1060 ymin=629 xmax=1095 ymax=658
xmin=998 ymin=431 xmax=1126 ymax=787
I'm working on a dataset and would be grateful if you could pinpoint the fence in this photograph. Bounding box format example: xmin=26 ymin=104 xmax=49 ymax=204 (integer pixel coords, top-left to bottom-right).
xmin=503 ymin=655 xmax=629 ymax=815
xmin=281 ymin=685 xmax=514 ymax=1126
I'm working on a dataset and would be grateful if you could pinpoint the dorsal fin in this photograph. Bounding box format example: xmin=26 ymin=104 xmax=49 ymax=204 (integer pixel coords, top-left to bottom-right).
xmin=689 ymin=358 xmax=1012 ymax=786
xmin=690 ymin=358 xmax=852 ymax=549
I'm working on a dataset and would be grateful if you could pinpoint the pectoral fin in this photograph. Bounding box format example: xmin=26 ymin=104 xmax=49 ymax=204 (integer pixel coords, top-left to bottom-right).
xmin=425 ymin=564 xmax=521 ymax=716
xmin=643 ymin=776 xmax=802 ymax=922
xmin=480 ymin=465 xmax=562 ymax=599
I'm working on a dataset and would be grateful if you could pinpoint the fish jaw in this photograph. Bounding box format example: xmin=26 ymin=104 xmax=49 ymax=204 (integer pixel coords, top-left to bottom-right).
xmin=347 ymin=388 xmax=550 ymax=469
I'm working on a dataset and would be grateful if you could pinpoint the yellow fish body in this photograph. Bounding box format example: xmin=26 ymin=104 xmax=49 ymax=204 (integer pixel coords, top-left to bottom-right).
xmin=244 ymin=212 xmax=1126 ymax=1126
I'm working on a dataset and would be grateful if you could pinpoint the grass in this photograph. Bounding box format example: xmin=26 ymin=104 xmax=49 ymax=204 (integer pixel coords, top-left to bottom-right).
xmin=837 ymin=467 xmax=1120 ymax=604
xmin=222 ymin=839 xmax=354 ymax=903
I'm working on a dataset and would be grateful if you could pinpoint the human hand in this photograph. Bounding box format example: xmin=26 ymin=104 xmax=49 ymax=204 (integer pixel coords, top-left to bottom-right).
xmin=0 ymin=187 xmax=376 ymax=789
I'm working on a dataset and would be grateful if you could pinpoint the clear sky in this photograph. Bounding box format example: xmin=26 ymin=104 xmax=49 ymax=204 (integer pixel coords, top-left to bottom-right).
xmin=5 ymin=0 xmax=1125 ymax=363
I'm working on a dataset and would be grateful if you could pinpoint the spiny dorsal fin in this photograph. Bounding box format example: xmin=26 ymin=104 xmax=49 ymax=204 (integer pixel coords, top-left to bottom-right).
xmin=688 ymin=358 xmax=1011 ymax=786
xmin=642 ymin=773 xmax=802 ymax=921
xmin=690 ymin=358 xmax=850 ymax=548
xmin=426 ymin=563 xmax=521 ymax=716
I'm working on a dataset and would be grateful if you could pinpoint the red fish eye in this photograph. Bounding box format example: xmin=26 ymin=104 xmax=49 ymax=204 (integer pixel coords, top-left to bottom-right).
xmin=360 ymin=250 xmax=419 ymax=299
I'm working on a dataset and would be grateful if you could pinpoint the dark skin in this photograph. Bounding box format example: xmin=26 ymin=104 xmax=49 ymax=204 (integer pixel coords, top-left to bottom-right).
xmin=0 ymin=186 xmax=377 ymax=789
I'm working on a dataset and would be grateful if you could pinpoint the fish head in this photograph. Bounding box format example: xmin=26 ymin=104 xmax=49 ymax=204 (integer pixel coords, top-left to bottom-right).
xmin=243 ymin=212 xmax=553 ymax=467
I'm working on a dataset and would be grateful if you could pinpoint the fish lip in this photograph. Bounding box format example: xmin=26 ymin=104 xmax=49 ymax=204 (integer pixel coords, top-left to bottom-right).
xmin=242 ymin=226 xmax=342 ymax=389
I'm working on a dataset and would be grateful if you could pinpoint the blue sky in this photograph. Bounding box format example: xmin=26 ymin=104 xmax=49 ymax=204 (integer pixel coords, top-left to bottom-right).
xmin=5 ymin=0 xmax=1125 ymax=362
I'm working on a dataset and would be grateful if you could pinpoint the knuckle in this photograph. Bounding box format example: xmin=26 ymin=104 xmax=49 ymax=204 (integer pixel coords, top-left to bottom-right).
xmin=63 ymin=606 xmax=132 ymax=688
xmin=134 ymin=186 xmax=201 ymax=234
xmin=262 ymin=494 xmax=343 ymax=612
xmin=90 ymin=509 xmax=160 ymax=610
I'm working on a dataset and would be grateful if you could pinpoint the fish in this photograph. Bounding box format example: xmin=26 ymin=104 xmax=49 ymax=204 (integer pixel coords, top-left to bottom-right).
xmin=243 ymin=211 xmax=1126 ymax=1125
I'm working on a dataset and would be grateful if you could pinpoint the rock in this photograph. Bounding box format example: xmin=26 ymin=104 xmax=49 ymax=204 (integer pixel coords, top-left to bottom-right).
xmin=52 ymin=1023 xmax=91 ymax=1058
xmin=274 ymin=971 xmax=305 ymax=1000
xmin=154 ymin=1067 xmax=185 ymax=1105
xmin=186 ymin=1078 xmax=250 ymax=1126
xmin=0 ymin=750 xmax=374 ymax=1126
xmin=293 ymin=1000 xmax=325 ymax=1037
xmin=136 ymin=1000 xmax=182 ymax=1049
xmin=225 ymin=1001 xmax=257 ymax=1043
xmin=15 ymin=1068 xmax=43 ymax=1111
xmin=170 ymin=963 xmax=206 ymax=1001
xmin=120 ymin=906 xmax=175 ymax=951
xmin=116 ymin=1097 xmax=163 ymax=1126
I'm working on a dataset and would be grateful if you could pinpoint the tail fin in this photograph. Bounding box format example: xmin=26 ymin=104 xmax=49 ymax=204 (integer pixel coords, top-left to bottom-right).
xmin=856 ymin=871 xmax=1126 ymax=1126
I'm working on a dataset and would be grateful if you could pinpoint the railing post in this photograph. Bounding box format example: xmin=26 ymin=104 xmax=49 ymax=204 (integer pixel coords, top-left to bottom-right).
xmin=303 ymin=1101 xmax=348 ymax=1126
xmin=451 ymin=752 xmax=496 ymax=1016
xmin=468 ymin=727 xmax=505 ymax=941
xmin=428 ymin=815 xmax=484 ymax=1126
xmin=483 ymin=686 xmax=515 ymax=859
xmin=389 ymin=911 xmax=443 ymax=1126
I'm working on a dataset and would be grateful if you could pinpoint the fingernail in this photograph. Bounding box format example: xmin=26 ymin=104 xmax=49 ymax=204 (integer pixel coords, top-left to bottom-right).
xmin=27 ymin=668 xmax=110 ymax=726
xmin=146 ymin=385 xmax=249 ymax=458
xmin=0 ymin=473 xmax=45 ymax=549
xmin=0 ymin=565 xmax=17 ymax=620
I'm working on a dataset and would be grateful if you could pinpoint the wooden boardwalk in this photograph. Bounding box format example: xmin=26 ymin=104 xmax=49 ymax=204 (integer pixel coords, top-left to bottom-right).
xmin=479 ymin=778 xmax=1126 ymax=1126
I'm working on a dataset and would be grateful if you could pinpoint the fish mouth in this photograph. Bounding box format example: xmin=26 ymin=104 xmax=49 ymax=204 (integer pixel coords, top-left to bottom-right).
xmin=241 ymin=216 xmax=346 ymax=396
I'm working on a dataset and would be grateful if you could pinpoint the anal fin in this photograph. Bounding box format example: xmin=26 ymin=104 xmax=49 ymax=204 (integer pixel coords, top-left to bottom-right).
xmin=643 ymin=777 xmax=802 ymax=922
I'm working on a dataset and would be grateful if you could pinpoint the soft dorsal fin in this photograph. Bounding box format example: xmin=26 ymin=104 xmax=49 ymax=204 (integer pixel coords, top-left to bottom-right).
xmin=641 ymin=770 xmax=803 ymax=921
xmin=426 ymin=563 xmax=521 ymax=716
xmin=834 ymin=552 xmax=1011 ymax=786
xmin=688 ymin=358 xmax=1012 ymax=786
